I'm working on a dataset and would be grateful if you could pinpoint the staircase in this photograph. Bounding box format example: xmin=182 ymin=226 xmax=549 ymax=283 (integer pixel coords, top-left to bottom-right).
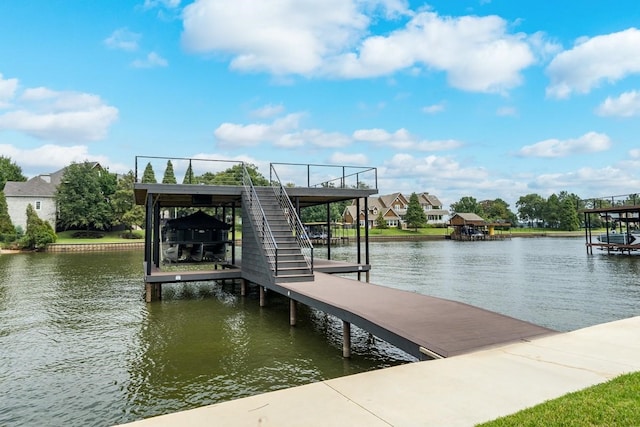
xmin=252 ymin=187 xmax=314 ymax=283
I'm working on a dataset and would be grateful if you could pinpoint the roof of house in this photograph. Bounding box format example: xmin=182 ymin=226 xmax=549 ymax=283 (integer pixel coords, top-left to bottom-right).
xmin=3 ymin=163 xmax=100 ymax=198
xmin=450 ymin=212 xmax=486 ymax=223
xmin=420 ymin=193 xmax=443 ymax=207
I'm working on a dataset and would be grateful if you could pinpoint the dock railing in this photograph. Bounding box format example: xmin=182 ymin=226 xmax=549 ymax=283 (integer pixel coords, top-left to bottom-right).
xmin=242 ymin=165 xmax=280 ymax=275
xmin=269 ymin=162 xmax=377 ymax=189
xmin=270 ymin=164 xmax=314 ymax=273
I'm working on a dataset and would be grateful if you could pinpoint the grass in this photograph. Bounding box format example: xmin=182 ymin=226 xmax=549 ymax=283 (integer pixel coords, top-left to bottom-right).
xmin=477 ymin=372 xmax=640 ymax=427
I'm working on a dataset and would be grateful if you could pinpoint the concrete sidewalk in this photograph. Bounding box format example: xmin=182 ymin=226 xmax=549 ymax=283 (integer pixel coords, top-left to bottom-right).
xmin=119 ymin=316 xmax=640 ymax=427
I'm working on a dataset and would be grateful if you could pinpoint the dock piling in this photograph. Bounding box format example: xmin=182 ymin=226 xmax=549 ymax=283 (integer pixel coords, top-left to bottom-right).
xmin=290 ymin=299 xmax=297 ymax=326
xmin=259 ymin=286 xmax=266 ymax=307
xmin=342 ymin=321 xmax=351 ymax=358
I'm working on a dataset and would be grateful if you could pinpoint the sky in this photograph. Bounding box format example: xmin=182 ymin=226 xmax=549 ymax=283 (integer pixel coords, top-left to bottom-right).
xmin=2 ymin=0 xmax=640 ymax=209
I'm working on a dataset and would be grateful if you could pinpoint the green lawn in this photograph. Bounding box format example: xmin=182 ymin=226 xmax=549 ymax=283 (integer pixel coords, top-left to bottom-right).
xmin=55 ymin=230 xmax=145 ymax=244
xmin=477 ymin=372 xmax=640 ymax=427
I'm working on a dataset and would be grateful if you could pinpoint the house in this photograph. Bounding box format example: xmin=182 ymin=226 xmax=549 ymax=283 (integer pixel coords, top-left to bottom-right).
xmin=343 ymin=192 xmax=449 ymax=229
xmin=4 ymin=162 xmax=101 ymax=231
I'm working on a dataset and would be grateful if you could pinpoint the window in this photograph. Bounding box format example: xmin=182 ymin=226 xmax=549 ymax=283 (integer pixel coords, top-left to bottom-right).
xmin=35 ymin=201 xmax=42 ymax=210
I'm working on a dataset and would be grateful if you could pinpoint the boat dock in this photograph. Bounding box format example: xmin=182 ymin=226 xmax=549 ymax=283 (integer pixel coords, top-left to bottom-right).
xmin=581 ymin=196 xmax=640 ymax=255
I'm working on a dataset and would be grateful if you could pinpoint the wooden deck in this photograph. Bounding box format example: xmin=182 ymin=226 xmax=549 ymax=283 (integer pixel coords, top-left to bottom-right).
xmin=266 ymin=272 xmax=556 ymax=360
xmin=144 ymin=259 xmax=554 ymax=359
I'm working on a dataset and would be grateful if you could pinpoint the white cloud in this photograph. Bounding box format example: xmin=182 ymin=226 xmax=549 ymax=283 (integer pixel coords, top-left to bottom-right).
xmin=182 ymin=0 xmax=369 ymax=75
xmin=104 ymin=28 xmax=141 ymax=51
xmin=214 ymin=113 xmax=304 ymax=147
xmin=531 ymin=166 xmax=640 ymax=199
xmin=0 ymin=73 xmax=19 ymax=108
xmin=517 ymin=132 xmax=611 ymax=158
xmin=144 ymin=0 xmax=181 ymax=8
xmin=422 ymin=103 xmax=445 ymax=114
xmin=0 ymin=86 xmax=118 ymax=142
xmin=546 ymin=28 xmax=640 ymax=99
xmin=250 ymin=103 xmax=285 ymax=119
xmin=353 ymin=127 xmax=462 ymax=151
xmin=631 ymin=148 xmax=640 ymax=159
xmin=0 ymin=143 xmax=120 ymax=176
xmin=131 ymin=52 xmax=168 ymax=68
xmin=328 ymin=151 xmax=369 ymax=165
xmin=596 ymin=90 xmax=640 ymax=117
xmin=496 ymin=106 xmax=517 ymax=116
xmin=181 ymin=3 xmax=547 ymax=93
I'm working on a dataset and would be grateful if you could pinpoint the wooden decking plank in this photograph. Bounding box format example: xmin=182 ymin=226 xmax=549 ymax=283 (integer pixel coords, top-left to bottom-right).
xmin=279 ymin=272 xmax=555 ymax=358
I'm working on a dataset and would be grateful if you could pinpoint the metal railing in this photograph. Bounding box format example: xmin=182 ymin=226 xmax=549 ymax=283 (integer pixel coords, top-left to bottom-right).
xmin=269 ymin=162 xmax=377 ymax=189
xmin=270 ymin=164 xmax=314 ymax=273
xmin=242 ymin=165 xmax=280 ymax=275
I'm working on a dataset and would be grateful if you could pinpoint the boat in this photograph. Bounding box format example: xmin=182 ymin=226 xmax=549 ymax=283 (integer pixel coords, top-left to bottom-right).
xmin=596 ymin=231 xmax=640 ymax=246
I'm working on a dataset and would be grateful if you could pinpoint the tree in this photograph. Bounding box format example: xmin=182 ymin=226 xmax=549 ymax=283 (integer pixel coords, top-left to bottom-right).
xmin=0 ymin=156 xmax=26 ymax=190
xmin=481 ymin=198 xmax=517 ymax=224
xmin=544 ymin=194 xmax=562 ymax=229
xmin=183 ymin=163 xmax=195 ymax=184
xmin=197 ymin=163 xmax=269 ymax=186
xmin=516 ymin=194 xmax=546 ymax=227
xmin=56 ymin=163 xmax=113 ymax=230
xmin=21 ymin=203 xmax=56 ymax=250
xmin=141 ymin=162 xmax=157 ymax=183
xmin=450 ymin=196 xmax=484 ymax=216
xmin=375 ymin=210 xmax=388 ymax=229
xmin=0 ymin=191 xmax=15 ymax=235
xmin=111 ymin=171 xmax=145 ymax=234
xmin=162 ymin=160 xmax=177 ymax=184
xmin=559 ymin=197 xmax=580 ymax=231
xmin=404 ymin=192 xmax=427 ymax=231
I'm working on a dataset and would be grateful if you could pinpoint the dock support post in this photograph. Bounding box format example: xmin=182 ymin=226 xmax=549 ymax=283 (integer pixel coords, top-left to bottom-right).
xmin=145 ymin=282 xmax=162 ymax=302
xmin=342 ymin=320 xmax=351 ymax=358
xmin=290 ymin=299 xmax=297 ymax=326
xmin=260 ymin=286 xmax=266 ymax=307
xmin=240 ymin=279 xmax=247 ymax=296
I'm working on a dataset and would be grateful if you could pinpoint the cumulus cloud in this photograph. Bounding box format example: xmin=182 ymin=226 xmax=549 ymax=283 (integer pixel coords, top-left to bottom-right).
xmin=250 ymin=103 xmax=285 ymax=119
xmin=104 ymin=28 xmax=141 ymax=51
xmin=596 ymin=90 xmax=640 ymax=117
xmin=131 ymin=52 xmax=168 ymax=68
xmin=422 ymin=103 xmax=445 ymax=114
xmin=181 ymin=2 xmax=550 ymax=93
xmin=0 ymin=83 xmax=118 ymax=142
xmin=0 ymin=73 xmax=19 ymax=108
xmin=328 ymin=151 xmax=369 ymax=165
xmin=214 ymin=113 xmax=304 ymax=146
xmin=531 ymin=166 xmax=640 ymax=198
xmin=517 ymin=132 xmax=611 ymax=158
xmin=353 ymin=127 xmax=462 ymax=151
xmin=182 ymin=0 xmax=369 ymax=75
xmin=546 ymin=28 xmax=640 ymax=99
xmin=0 ymin=143 xmax=121 ymax=176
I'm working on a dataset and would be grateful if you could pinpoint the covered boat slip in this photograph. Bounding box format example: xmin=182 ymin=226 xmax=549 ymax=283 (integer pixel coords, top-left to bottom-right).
xmin=134 ymin=157 xmax=555 ymax=360
xmin=582 ymin=196 xmax=640 ymax=254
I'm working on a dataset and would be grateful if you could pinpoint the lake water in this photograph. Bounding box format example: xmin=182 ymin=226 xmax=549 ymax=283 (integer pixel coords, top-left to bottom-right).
xmin=1 ymin=237 xmax=639 ymax=426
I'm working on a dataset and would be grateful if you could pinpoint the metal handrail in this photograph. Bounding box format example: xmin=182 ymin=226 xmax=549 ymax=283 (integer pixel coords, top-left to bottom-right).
xmin=242 ymin=165 xmax=279 ymax=275
xmin=270 ymin=164 xmax=314 ymax=273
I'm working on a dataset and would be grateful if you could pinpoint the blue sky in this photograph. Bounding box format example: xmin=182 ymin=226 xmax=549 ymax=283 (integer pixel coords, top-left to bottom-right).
xmin=1 ymin=0 xmax=640 ymax=208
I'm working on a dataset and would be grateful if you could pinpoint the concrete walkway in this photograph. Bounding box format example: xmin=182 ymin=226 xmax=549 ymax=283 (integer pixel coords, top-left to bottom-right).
xmin=119 ymin=316 xmax=640 ymax=427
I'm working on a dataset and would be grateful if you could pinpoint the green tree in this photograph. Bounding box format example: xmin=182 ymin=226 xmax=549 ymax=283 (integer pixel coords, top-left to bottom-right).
xmin=481 ymin=198 xmax=517 ymax=224
xmin=516 ymin=193 xmax=546 ymax=227
xmin=197 ymin=163 xmax=269 ymax=186
xmin=404 ymin=192 xmax=427 ymax=231
xmin=559 ymin=197 xmax=581 ymax=231
xmin=56 ymin=163 xmax=113 ymax=230
xmin=162 ymin=160 xmax=177 ymax=184
xmin=183 ymin=162 xmax=195 ymax=184
xmin=21 ymin=203 xmax=56 ymax=250
xmin=544 ymin=194 xmax=562 ymax=229
xmin=0 ymin=156 xmax=27 ymax=190
xmin=301 ymin=202 xmax=349 ymax=223
xmin=450 ymin=196 xmax=484 ymax=216
xmin=141 ymin=162 xmax=157 ymax=183
xmin=375 ymin=210 xmax=388 ymax=229
xmin=111 ymin=171 xmax=145 ymax=234
xmin=0 ymin=191 xmax=15 ymax=235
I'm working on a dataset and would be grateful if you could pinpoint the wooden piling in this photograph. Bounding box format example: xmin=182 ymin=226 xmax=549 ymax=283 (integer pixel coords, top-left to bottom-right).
xmin=342 ymin=320 xmax=351 ymax=358
xmin=240 ymin=279 xmax=247 ymax=296
xmin=259 ymin=286 xmax=266 ymax=307
xmin=290 ymin=299 xmax=297 ymax=326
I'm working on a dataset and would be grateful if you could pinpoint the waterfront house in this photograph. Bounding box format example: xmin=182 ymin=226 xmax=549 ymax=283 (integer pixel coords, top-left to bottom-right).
xmin=343 ymin=192 xmax=449 ymax=228
xmin=4 ymin=162 xmax=102 ymax=230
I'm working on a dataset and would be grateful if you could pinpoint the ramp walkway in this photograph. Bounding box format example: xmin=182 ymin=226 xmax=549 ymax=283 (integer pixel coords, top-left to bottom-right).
xmin=117 ymin=316 xmax=640 ymax=427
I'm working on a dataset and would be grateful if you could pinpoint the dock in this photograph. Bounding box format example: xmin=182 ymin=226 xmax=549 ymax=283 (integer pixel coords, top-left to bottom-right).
xmin=134 ymin=158 xmax=555 ymax=361
xmin=581 ymin=197 xmax=640 ymax=255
